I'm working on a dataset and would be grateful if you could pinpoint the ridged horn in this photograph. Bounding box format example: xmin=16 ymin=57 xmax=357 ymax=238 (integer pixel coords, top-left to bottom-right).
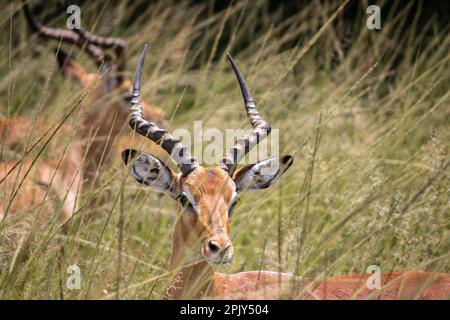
xmin=129 ymin=45 xmax=198 ymax=176
xmin=220 ymin=53 xmax=271 ymax=175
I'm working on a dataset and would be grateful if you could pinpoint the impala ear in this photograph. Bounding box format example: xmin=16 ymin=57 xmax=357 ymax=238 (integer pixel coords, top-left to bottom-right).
xmin=233 ymin=155 xmax=293 ymax=193
xmin=122 ymin=149 xmax=179 ymax=199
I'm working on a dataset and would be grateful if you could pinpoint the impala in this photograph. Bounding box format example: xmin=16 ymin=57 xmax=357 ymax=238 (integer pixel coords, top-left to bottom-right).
xmin=122 ymin=45 xmax=450 ymax=300
xmin=23 ymin=3 xmax=167 ymax=187
xmin=0 ymin=4 xmax=166 ymax=221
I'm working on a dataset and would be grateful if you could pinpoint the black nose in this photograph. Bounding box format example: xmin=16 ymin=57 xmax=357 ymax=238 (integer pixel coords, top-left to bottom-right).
xmin=208 ymin=241 xmax=220 ymax=253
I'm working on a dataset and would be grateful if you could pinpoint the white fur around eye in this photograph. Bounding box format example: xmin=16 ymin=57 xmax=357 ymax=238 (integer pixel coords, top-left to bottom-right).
xmin=181 ymin=189 xmax=199 ymax=214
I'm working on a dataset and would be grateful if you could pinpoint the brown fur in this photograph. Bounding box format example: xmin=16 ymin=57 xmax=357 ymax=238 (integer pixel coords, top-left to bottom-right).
xmin=0 ymin=54 xmax=166 ymax=221
xmin=161 ymin=166 xmax=450 ymax=300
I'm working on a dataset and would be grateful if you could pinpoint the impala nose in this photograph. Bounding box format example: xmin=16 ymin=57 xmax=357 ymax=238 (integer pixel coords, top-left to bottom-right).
xmin=203 ymin=237 xmax=234 ymax=264
xmin=208 ymin=240 xmax=221 ymax=253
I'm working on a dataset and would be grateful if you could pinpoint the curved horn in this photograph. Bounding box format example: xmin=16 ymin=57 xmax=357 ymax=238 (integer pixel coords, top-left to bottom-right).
xmin=23 ymin=3 xmax=105 ymax=66
xmin=74 ymin=28 xmax=126 ymax=73
xmin=129 ymin=45 xmax=198 ymax=176
xmin=220 ymin=53 xmax=271 ymax=174
xmin=74 ymin=28 xmax=125 ymax=57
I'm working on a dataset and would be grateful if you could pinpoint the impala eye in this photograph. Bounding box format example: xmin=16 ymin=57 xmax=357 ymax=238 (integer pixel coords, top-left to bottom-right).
xmin=123 ymin=94 xmax=133 ymax=103
xmin=177 ymin=193 xmax=194 ymax=211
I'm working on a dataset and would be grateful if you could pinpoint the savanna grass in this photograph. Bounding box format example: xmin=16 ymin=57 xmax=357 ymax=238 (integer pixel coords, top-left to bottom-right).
xmin=0 ymin=0 xmax=448 ymax=299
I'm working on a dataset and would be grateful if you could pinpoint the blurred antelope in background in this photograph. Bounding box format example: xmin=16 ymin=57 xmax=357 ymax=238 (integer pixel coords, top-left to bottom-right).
xmin=0 ymin=3 xmax=166 ymax=223
xmin=122 ymin=46 xmax=450 ymax=300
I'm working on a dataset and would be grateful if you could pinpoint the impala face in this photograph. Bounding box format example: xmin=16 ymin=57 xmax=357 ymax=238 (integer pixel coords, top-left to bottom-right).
xmin=122 ymin=45 xmax=293 ymax=267
xmin=123 ymin=151 xmax=293 ymax=266
xmin=180 ymin=167 xmax=236 ymax=265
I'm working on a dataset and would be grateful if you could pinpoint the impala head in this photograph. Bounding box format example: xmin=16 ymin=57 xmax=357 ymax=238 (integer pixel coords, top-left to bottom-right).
xmin=23 ymin=3 xmax=166 ymax=125
xmin=122 ymin=45 xmax=293 ymax=266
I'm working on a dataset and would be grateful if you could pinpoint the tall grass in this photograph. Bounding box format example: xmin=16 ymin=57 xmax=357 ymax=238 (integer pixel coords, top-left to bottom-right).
xmin=0 ymin=1 xmax=448 ymax=299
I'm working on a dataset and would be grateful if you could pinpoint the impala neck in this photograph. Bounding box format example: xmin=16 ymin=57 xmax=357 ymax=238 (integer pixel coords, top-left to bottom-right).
xmin=79 ymin=87 xmax=129 ymax=189
xmin=166 ymin=211 xmax=216 ymax=299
